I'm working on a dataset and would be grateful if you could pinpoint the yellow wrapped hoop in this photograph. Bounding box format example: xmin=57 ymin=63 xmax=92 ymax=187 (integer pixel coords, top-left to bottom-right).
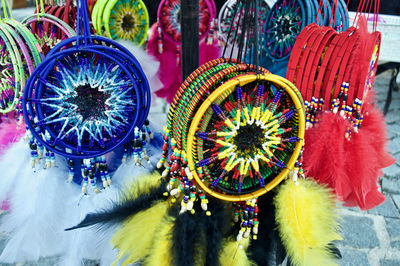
xmin=186 ymin=74 xmax=305 ymax=202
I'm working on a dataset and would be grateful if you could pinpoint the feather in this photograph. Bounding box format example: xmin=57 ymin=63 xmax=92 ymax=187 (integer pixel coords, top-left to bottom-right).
xmin=248 ymin=191 xmax=280 ymax=266
xmin=303 ymin=112 xmax=351 ymax=202
xmin=203 ymin=199 xmax=232 ymax=266
xmin=116 ymin=40 xmax=163 ymax=103
xmin=342 ymin=125 xmax=386 ymax=210
xmin=111 ymin=200 xmax=170 ymax=265
xmin=199 ymin=39 xmax=222 ymax=66
xmin=0 ymin=117 xmax=24 ymax=153
xmin=219 ymin=238 xmax=255 ymax=266
xmin=142 ymin=213 xmax=175 ymax=266
xmin=172 ymin=210 xmax=198 ymax=266
xmin=361 ymin=100 xmax=395 ymax=170
xmin=0 ymin=139 xmax=30 ymax=205
xmin=0 ymin=166 xmax=70 ymax=262
xmin=66 ymin=172 xmax=165 ymax=230
xmin=274 ymin=178 xmax=341 ymax=266
xmin=147 ymin=23 xmax=182 ymax=104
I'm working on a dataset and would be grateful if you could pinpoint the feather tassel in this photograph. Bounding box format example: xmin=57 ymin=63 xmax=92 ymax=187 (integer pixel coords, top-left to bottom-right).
xmin=111 ymin=200 xmax=170 ymax=265
xmin=274 ymin=178 xmax=341 ymax=266
xmin=66 ymin=172 xmax=165 ymax=230
xmin=142 ymin=213 xmax=175 ymax=266
xmin=219 ymin=238 xmax=254 ymax=266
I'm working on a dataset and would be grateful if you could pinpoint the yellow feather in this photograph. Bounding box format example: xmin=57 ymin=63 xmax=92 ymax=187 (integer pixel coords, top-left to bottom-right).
xmin=274 ymin=178 xmax=342 ymax=266
xmin=142 ymin=214 xmax=175 ymax=266
xmin=219 ymin=238 xmax=255 ymax=266
xmin=111 ymin=201 xmax=169 ymax=265
xmin=124 ymin=172 xmax=162 ymax=199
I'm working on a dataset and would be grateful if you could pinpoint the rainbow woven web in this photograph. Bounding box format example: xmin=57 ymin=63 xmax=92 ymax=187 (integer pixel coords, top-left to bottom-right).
xmin=194 ymin=82 xmax=299 ymax=194
xmin=109 ymin=0 xmax=148 ymax=43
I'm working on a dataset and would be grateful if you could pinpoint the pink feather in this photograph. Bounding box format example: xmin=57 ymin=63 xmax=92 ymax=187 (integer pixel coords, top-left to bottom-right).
xmin=147 ymin=23 xmax=221 ymax=103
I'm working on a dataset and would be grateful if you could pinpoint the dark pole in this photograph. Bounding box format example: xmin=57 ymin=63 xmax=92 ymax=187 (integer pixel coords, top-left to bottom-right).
xmin=181 ymin=0 xmax=199 ymax=80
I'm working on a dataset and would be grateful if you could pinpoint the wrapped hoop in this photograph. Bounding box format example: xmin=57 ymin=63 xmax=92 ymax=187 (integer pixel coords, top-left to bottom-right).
xmin=186 ymin=74 xmax=305 ymax=201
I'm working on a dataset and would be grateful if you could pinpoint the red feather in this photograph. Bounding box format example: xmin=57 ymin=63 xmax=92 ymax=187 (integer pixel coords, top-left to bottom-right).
xmin=342 ymin=125 xmax=386 ymax=210
xmin=303 ymin=112 xmax=351 ymax=201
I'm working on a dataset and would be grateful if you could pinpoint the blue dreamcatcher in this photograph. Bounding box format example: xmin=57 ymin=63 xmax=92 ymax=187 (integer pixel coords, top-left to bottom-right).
xmin=22 ymin=0 xmax=151 ymax=192
xmin=261 ymin=0 xmax=349 ymax=77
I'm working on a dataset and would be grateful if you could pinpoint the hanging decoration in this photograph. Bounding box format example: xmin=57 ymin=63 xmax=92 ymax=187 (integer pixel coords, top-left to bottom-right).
xmin=148 ymin=0 xmax=220 ymax=103
xmin=69 ymin=2 xmax=342 ymax=266
xmin=22 ymin=0 xmax=151 ymax=190
xmin=0 ymin=0 xmax=44 ymax=150
xmin=91 ymin=0 xmax=149 ymax=45
xmin=0 ymin=0 xmax=162 ymax=263
xmin=217 ymin=0 xmax=271 ymax=48
xmin=286 ymin=0 xmax=394 ymax=210
xmin=260 ymin=0 xmax=349 ymax=77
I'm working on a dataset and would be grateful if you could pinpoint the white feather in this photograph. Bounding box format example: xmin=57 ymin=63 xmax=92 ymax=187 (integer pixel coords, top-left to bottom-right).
xmin=0 ymin=165 xmax=70 ymax=262
xmin=116 ymin=40 xmax=163 ymax=103
xmin=0 ymin=139 xmax=30 ymax=204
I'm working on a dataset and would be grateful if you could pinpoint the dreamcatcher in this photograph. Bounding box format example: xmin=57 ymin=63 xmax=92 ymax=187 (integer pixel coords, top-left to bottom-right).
xmin=286 ymin=0 xmax=394 ymax=210
xmin=23 ymin=0 xmax=151 ymax=191
xmin=147 ymin=0 xmax=220 ymax=103
xmin=23 ymin=0 xmax=75 ymax=55
xmin=0 ymin=0 xmax=43 ymax=150
xmin=91 ymin=0 xmax=149 ymax=45
xmin=0 ymin=0 xmax=158 ymax=263
xmin=70 ymin=1 xmax=341 ymax=265
xmin=37 ymin=0 xmax=77 ymax=29
xmin=261 ymin=0 xmax=349 ymax=77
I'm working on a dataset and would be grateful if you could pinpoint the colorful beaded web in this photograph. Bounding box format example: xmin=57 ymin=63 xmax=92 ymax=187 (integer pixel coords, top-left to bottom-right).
xmin=92 ymin=0 xmax=149 ymax=45
xmin=22 ymin=0 xmax=151 ymax=194
xmin=157 ymin=60 xmax=304 ymax=242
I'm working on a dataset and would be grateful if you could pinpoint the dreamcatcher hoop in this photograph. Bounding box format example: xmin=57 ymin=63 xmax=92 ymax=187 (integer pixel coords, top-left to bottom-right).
xmin=22 ymin=0 xmax=151 ymax=159
xmin=186 ymin=74 xmax=305 ymax=201
xmin=92 ymin=0 xmax=149 ymax=45
xmin=217 ymin=0 xmax=271 ymax=47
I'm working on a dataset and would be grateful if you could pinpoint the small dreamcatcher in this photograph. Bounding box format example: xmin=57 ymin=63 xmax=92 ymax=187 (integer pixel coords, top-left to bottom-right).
xmin=92 ymin=0 xmax=149 ymax=45
xmin=260 ymin=0 xmax=349 ymax=77
xmin=217 ymin=0 xmax=271 ymax=47
xmin=22 ymin=0 xmax=151 ymax=193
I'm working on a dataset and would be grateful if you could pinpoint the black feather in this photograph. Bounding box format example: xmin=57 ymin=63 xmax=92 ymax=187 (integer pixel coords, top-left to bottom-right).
xmin=171 ymin=208 xmax=198 ymax=266
xmin=65 ymin=178 xmax=166 ymax=231
xmin=248 ymin=191 xmax=282 ymax=266
xmin=328 ymin=242 xmax=342 ymax=259
xmin=204 ymin=198 xmax=232 ymax=266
